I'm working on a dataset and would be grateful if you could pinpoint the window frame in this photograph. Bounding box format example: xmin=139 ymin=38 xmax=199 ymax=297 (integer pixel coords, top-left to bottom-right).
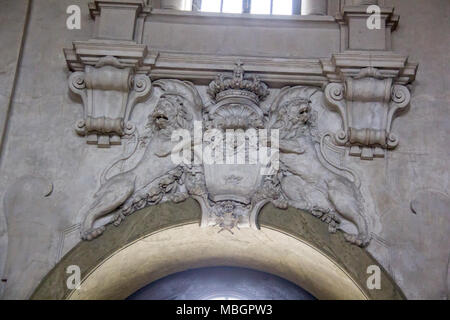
xmin=196 ymin=0 xmax=299 ymax=15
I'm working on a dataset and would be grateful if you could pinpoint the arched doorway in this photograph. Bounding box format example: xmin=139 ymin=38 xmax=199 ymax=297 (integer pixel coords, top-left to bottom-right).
xmin=31 ymin=199 xmax=405 ymax=300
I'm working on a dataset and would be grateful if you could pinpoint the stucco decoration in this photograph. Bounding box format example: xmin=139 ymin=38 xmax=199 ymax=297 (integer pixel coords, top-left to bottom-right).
xmin=270 ymin=86 xmax=370 ymax=246
xmin=79 ymin=64 xmax=371 ymax=247
xmin=79 ymin=79 xmax=200 ymax=240
xmin=69 ymin=56 xmax=151 ymax=148
xmin=324 ymin=67 xmax=411 ymax=160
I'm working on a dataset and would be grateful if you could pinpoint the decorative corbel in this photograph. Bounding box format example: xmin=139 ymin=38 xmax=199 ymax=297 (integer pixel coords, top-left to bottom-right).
xmin=322 ymin=0 xmax=418 ymax=160
xmin=69 ymin=56 xmax=151 ymax=147
xmin=64 ymin=1 xmax=153 ymax=147
xmin=324 ymin=67 xmax=411 ymax=160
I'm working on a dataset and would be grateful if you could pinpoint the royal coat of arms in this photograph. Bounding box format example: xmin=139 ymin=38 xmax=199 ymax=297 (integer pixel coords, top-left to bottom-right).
xmin=78 ymin=62 xmax=371 ymax=247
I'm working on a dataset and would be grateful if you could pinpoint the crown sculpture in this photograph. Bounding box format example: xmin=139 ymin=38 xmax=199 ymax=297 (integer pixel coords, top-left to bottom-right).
xmin=206 ymin=61 xmax=269 ymax=129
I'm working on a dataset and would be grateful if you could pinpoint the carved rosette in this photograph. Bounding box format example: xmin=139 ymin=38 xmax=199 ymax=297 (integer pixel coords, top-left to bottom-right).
xmin=69 ymin=56 xmax=151 ymax=147
xmin=325 ymin=67 xmax=411 ymax=160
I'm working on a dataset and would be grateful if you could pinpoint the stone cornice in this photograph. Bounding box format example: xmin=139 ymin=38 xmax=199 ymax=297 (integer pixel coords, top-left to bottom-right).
xmin=88 ymin=0 xmax=150 ymax=18
xmin=65 ymin=49 xmax=418 ymax=88
xmin=64 ymin=46 xmax=418 ymax=89
xmin=64 ymin=41 xmax=148 ymax=72
xmin=321 ymin=51 xmax=418 ymax=85
xmin=95 ymin=50 xmax=416 ymax=88
xmin=146 ymin=51 xmax=328 ymax=88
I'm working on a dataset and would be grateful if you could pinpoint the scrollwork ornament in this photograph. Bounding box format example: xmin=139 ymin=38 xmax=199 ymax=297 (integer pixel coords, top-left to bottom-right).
xmin=386 ymin=132 xmax=399 ymax=149
xmin=329 ymin=83 xmax=345 ymax=101
xmin=335 ymin=129 xmax=348 ymax=145
xmin=67 ymin=56 xmax=151 ymax=147
xmin=324 ymin=68 xmax=412 ymax=159
xmin=391 ymin=84 xmax=410 ymax=106
xmin=72 ymin=74 xmax=86 ymax=90
xmin=123 ymin=122 xmax=136 ymax=135
xmin=75 ymin=119 xmax=86 ymax=136
xmin=133 ymin=75 xmax=151 ymax=93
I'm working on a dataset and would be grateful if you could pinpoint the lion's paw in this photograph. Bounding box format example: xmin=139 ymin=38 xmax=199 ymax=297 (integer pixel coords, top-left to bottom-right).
xmin=344 ymin=233 xmax=370 ymax=247
xmin=81 ymin=226 xmax=106 ymax=241
xmin=168 ymin=192 xmax=189 ymax=203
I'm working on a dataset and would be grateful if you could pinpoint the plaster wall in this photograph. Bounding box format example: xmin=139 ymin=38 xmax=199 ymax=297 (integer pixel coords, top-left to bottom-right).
xmin=0 ymin=0 xmax=448 ymax=299
xmin=144 ymin=10 xmax=340 ymax=58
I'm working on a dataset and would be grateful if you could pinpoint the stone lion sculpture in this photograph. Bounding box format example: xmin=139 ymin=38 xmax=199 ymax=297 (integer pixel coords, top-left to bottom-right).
xmin=269 ymin=86 xmax=371 ymax=246
xmin=79 ymin=80 xmax=202 ymax=240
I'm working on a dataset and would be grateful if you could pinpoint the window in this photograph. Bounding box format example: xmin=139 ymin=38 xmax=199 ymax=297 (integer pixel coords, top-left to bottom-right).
xmin=222 ymin=0 xmax=243 ymax=14
xmin=199 ymin=0 xmax=295 ymax=15
xmin=200 ymin=0 xmax=221 ymax=13
xmin=271 ymin=0 xmax=292 ymax=15
xmin=250 ymin=0 xmax=270 ymax=14
xmin=181 ymin=0 xmax=194 ymax=11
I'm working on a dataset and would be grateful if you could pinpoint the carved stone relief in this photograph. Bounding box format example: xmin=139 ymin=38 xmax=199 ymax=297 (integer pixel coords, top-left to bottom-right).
xmin=69 ymin=56 xmax=151 ymax=147
xmin=78 ymin=64 xmax=372 ymax=247
xmin=78 ymin=79 xmax=201 ymax=239
xmin=64 ymin=0 xmax=152 ymax=147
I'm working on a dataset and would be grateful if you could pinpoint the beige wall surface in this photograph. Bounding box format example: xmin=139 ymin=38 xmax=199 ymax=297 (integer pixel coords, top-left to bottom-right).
xmin=0 ymin=0 xmax=31 ymax=300
xmin=0 ymin=0 xmax=448 ymax=300
xmin=373 ymin=0 xmax=450 ymax=300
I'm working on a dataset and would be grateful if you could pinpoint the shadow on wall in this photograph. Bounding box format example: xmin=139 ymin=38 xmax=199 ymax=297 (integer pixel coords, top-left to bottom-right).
xmin=127 ymin=266 xmax=316 ymax=300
